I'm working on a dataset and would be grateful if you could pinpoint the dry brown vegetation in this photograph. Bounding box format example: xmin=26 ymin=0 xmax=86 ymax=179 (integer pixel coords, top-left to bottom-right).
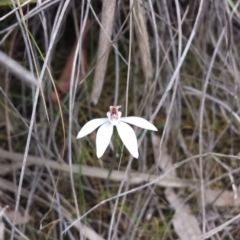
xmin=1 ymin=0 xmax=240 ymax=239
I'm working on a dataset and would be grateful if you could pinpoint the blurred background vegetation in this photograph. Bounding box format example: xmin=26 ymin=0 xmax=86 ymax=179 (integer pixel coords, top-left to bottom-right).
xmin=1 ymin=0 xmax=240 ymax=239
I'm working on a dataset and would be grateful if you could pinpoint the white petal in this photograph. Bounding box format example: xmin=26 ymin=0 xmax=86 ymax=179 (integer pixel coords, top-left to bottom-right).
xmin=77 ymin=118 xmax=108 ymax=139
xmin=120 ymin=117 xmax=157 ymax=131
xmin=116 ymin=121 xmax=139 ymax=158
xmin=96 ymin=122 xmax=113 ymax=158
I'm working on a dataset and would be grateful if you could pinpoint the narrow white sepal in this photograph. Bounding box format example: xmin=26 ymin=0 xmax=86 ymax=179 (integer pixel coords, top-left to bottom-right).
xmin=116 ymin=121 xmax=139 ymax=158
xmin=96 ymin=122 xmax=113 ymax=158
xmin=120 ymin=117 xmax=157 ymax=131
xmin=76 ymin=118 xmax=108 ymax=139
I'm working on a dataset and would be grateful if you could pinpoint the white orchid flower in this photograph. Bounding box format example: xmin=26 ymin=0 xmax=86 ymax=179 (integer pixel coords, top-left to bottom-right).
xmin=77 ymin=105 xmax=157 ymax=158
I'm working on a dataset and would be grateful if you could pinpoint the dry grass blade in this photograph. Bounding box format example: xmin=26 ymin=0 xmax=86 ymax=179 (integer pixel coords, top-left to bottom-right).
xmin=0 ymin=50 xmax=38 ymax=87
xmin=0 ymin=149 xmax=195 ymax=188
xmin=133 ymin=0 xmax=153 ymax=80
xmin=90 ymin=0 xmax=117 ymax=104
xmin=0 ymin=206 xmax=8 ymax=240
xmin=0 ymin=0 xmax=32 ymax=21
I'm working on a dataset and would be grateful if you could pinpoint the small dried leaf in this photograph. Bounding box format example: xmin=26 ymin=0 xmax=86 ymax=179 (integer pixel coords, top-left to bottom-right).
xmin=5 ymin=210 xmax=31 ymax=225
xmin=152 ymin=134 xmax=201 ymax=240
xmin=205 ymin=189 xmax=240 ymax=207
xmin=165 ymin=188 xmax=202 ymax=240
